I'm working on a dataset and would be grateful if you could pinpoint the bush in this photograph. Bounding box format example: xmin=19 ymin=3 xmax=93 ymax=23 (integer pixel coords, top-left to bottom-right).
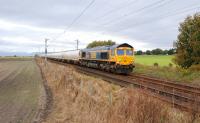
xmin=169 ymin=63 xmax=173 ymax=67
xmin=154 ymin=63 xmax=159 ymax=67
xmin=168 ymin=49 xmax=175 ymax=55
xmin=189 ymin=64 xmax=200 ymax=71
xmin=151 ymin=48 xmax=163 ymax=55
xmin=146 ymin=50 xmax=151 ymax=55
xmin=136 ymin=50 xmax=143 ymax=55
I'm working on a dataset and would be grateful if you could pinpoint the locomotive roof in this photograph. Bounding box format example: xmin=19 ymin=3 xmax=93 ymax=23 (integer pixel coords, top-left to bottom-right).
xmin=81 ymin=43 xmax=133 ymax=52
xmin=110 ymin=43 xmax=133 ymax=49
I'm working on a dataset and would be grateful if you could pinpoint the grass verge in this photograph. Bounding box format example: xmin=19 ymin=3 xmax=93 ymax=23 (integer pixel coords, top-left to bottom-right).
xmin=36 ymin=58 xmax=200 ymax=123
xmin=134 ymin=63 xmax=200 ymax=84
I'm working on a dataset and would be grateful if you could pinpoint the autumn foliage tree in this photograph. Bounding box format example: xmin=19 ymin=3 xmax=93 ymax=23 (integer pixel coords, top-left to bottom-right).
xmin=174 ymin=13 xmax=200 ymax=68
xmin=86 ymin=40 xmax=116 ymax=48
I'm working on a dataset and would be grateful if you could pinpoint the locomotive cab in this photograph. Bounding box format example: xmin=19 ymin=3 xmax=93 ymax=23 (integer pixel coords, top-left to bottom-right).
xmin=110 ymin=43 xmax=135 ymax=74
xmin=116 ymin=47 xmax=134 ymax=65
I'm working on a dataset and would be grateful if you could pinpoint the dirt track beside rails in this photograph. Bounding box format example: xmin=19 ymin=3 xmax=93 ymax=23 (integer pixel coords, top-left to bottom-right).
xmin=0 ymin=59 xmax=45 ymax=123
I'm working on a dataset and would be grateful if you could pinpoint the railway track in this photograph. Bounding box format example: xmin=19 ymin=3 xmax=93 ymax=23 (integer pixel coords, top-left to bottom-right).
xmin=47 ymin=58 xmax=200 ymax=112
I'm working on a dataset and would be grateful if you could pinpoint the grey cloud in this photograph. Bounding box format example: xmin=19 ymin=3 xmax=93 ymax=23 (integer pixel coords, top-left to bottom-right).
xmin=0 ymin=0 xmax=200 ymax=54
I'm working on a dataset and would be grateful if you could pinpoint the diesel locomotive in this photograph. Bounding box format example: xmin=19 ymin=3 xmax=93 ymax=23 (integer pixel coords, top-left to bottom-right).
xmin=45 ymin=43 xmax=135 ymax=74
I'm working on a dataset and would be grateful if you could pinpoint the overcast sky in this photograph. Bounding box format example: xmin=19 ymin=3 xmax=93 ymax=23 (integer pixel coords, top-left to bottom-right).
xmin=0 ymin=0 xmax=200 ymax=55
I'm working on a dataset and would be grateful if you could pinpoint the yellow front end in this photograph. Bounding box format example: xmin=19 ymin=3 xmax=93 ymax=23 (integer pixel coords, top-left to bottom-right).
xmin=116 ymin=54 xmax=134 ymax=65
xmin=110 ymin=47 xmax=134 ymax=65
xmin=109 ymin=46 xmax=135 ymax=74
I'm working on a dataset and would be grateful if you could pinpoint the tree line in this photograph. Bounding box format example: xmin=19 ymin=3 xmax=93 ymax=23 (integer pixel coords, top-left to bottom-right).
xmin=87 ymin=40 xmax=116 ymax=48
xmin=86 ymin=41 xmax=176 ymax=55
xmin=135 ymin=48 xmax=176 ymax=55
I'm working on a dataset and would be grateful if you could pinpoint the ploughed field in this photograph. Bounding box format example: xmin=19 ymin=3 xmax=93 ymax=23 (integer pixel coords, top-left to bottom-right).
xmin=0 ymin=58 xmax=45 ymax=123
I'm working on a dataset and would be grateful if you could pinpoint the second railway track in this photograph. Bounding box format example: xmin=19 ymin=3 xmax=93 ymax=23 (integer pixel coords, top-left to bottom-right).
xmin=47 ymin=58 xmax=200 ymax=112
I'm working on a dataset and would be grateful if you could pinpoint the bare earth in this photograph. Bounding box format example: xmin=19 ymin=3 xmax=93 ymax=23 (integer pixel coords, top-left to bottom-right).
xmin=0 ymin=59 xmax=45 ymax=123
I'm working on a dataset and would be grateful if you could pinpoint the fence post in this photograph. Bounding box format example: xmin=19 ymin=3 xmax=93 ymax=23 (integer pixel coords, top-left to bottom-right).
xmin=63 ymin=75 xmax=66 ymax=89
xmin=172 ymin=88 xmax=175 ymax=109
xmin=88 ymin=82 xmax=93 ymax=96
xmin=80 ymin=79 xmax=83 ymax=92
xmin=108 ymin=91 xmax=113 ymax=105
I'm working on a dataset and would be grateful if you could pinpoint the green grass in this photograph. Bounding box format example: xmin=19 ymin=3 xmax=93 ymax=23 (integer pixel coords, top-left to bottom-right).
xmin=135 ymin=55 xmax=174 ymax=66
xmin=133 ymin=55 xmax=200 ymax=84
xmin=134 ymin=63 xmax=200 ymax=84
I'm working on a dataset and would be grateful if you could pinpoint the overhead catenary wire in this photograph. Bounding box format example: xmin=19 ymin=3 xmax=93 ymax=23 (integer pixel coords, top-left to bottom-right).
xmin=47 ymin=0 xmax=199 ymax=54
xmin=46 ymin=0 xmax=96 ymax=53
xmin=51 ymin=0 xmax=170 ymax=43
xmin=94 ymin=0 xmax=138 ymax=20
xmin=51 ymin=0 xmax=96 ymax=42
xmin=86 ymin=0 xmax=172 ymax=31
xmin=101 ymin=0 xmax=171 ymax=26
xmin=63 ymin=0 xmax=96 ymax=32
xmin=88 ymin=0 xmax=199 ymax=36
xmin=104 ymin=5 xmax=200 ymax=34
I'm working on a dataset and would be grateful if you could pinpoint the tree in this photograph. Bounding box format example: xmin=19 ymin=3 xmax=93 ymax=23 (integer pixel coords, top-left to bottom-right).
xmin=136 ymin=50 xmax=143 ymax=55
xmin=86 ymin=40 xmax=116 ymax=48
xmin=174 ymin=13 xmax=200 ymax=68
xmin=146 ymin=50 xmax=151 ymax=55
xmin=162 ymin=50 xmax=168 ymax=55
xmin=151 ymin=48 xmax=163 ymax=55
xmin=168 ymin=49 xmax=175 ymax=55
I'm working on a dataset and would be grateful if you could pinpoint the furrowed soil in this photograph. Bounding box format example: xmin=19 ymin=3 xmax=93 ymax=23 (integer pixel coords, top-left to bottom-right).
xmin=37 ymin=58 xmax=200 ymax=123
xmin=0 ymin=59 xmax=46 ymax=123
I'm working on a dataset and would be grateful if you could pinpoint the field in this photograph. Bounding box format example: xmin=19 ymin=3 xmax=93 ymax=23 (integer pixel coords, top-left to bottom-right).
xmin=135 ymin=55 xmax=174 ymax=66
xmin=0 ymin=56 xmax=33 ymax=61
xmin=133 ymin=55 xmax=200 ymax=83
xmin=1 ymin=57 xmax=198 ymax=123
xmin=0 ymin=58 xmax=45 ymax=123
